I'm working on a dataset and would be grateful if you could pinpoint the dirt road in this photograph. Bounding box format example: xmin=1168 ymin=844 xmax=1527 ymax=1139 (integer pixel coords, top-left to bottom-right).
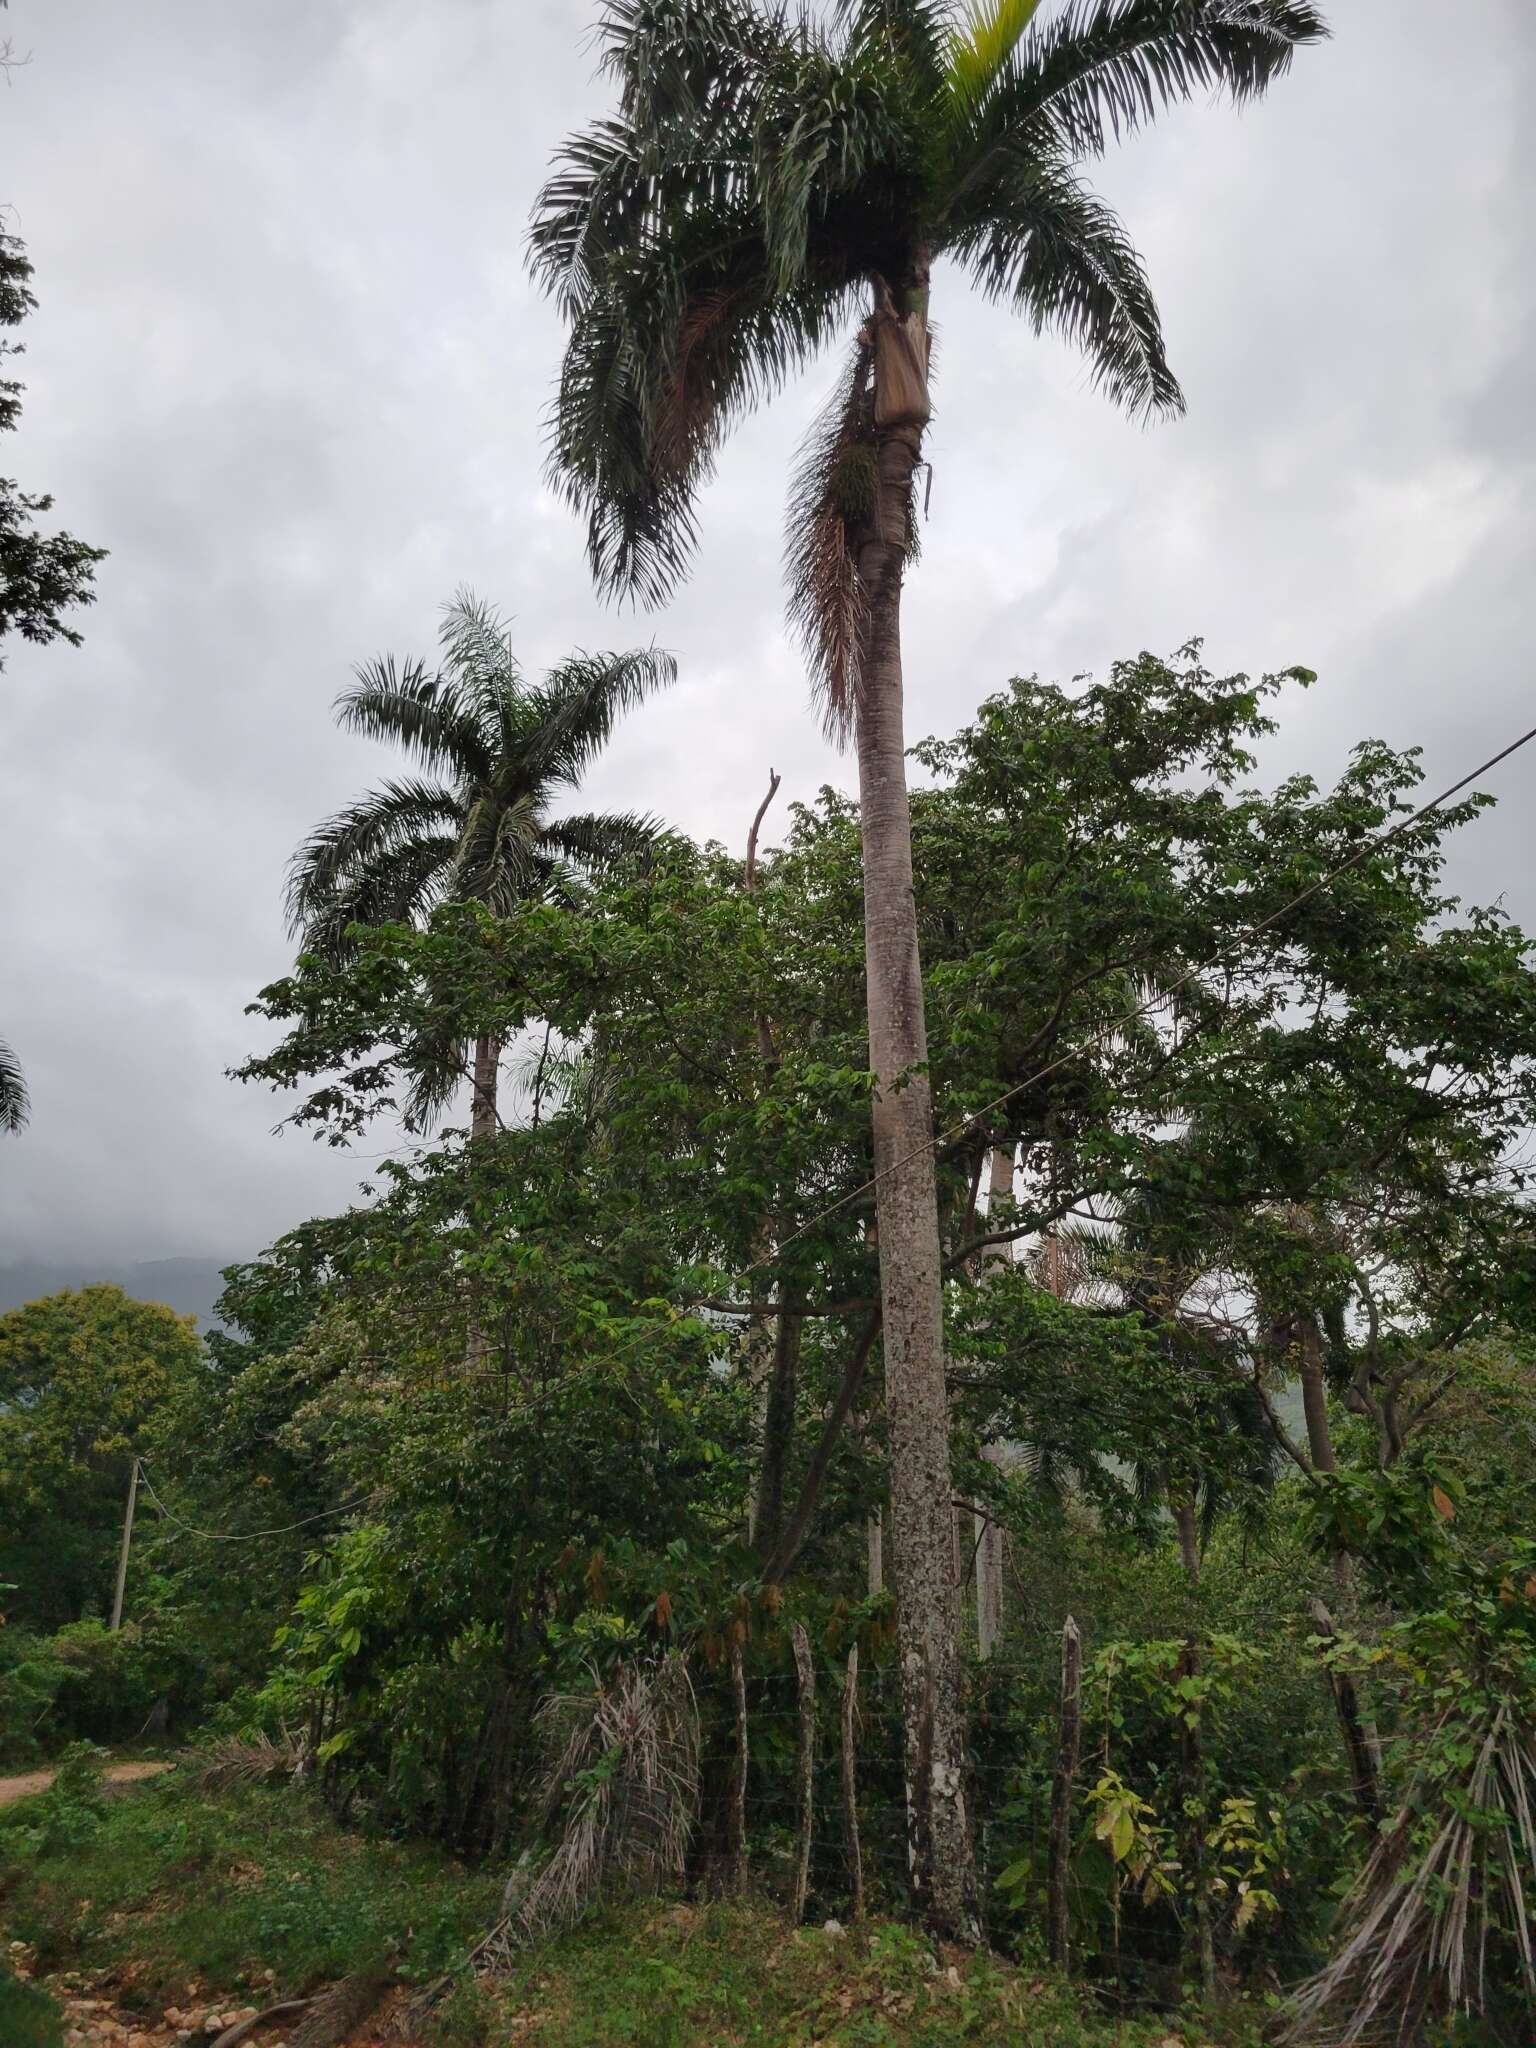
xmin=0 ymin=1757 xmax=172 ymax=1807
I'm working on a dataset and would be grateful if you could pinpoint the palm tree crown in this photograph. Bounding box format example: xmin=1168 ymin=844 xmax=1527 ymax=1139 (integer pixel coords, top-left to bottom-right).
xmin=287 ymin=590 xmax=674 ymax=1132
xmin=533 ymin=0 xmax=1326 ymax=692
xmin=287 ymin=589 xmax=675 ymax=959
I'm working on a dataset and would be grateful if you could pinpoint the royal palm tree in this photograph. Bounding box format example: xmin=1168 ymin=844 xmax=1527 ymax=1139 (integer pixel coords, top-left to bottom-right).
xmin=0 ymin=1034 xmax=28 ymax=1134
xmin=532 ymin=0 xmax=1326 ymax=1931
xmin=287 ymin=590 xmax=674 ymax=1135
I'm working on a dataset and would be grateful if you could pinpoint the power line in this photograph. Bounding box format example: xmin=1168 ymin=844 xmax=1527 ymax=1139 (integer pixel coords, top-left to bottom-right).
xmin=135 ymin=1460 xmax=381 ymax=1543
xmin=744 ymin=717 xmax=1536 ymax=1277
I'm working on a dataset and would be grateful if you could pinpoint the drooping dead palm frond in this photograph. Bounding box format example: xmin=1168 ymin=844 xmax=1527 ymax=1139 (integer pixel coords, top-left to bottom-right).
xmin=480 ymin=1654 xmax=700 ymax=1967
xmin=191 ymin=1728 xmax=308 ymax=1789
xmin=289 ymin=1960 xmax=392 ymax=2048
xmin=1280 ymin=1699 xmax=1536 ymax=2046
xmin=785 ymin=335 xmax=877 ymax=740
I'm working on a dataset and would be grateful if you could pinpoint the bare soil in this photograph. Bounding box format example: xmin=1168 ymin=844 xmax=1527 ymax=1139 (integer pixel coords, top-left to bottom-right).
xmin=0 ymin=1758 xmax=172 ymax=1808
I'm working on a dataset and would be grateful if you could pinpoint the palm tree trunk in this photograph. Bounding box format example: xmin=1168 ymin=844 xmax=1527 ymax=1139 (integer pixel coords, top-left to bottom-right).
xmin=852 ymin=260 xmax=976 ymax=1938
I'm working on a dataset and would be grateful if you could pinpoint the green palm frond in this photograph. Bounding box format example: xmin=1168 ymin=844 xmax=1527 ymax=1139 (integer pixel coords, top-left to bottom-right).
xmin=0 ymin=1034 xmax=30 ymax=1135
xmin=436 ymin=588 xmax=523 ymax=738
xmin=401 ymin=1021 xmax=476 ymax=1134
xmin=949 ymin=151 xmax=1182 ymax=418
xmin=752 ymin=35 xmax=914 ymax=294
xmin=455 ymin=789 xmax=542 ymax=914
xmin=540 ymin=809 xmax=662 ymax=872
xmin=295 ymin=832 xmax=462 ymax=963
xmin=523 ymin=647 xmax=677 ymax=787
xmin=949 ymin=0 xmax=1328 ymax=169
xmin=287 ymin=779 xmax=462 ymax=940
xmin=334 ymin=654 xmax=493 ymax=783
xmin=839 ymin=0 xmax=957 ymax=94
xmin=597 ymin=0 xmax=785 ymax=136
xmin=942 ymin=0 xmax=1045 ymax=113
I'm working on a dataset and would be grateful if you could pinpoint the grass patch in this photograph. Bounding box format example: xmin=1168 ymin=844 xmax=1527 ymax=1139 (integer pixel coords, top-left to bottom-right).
xmin=0 ymin=1971 xmax=64 ymax=2048
xmin=1 ymin=1776 xmax=1262 ymax=2046
xmin=489 ymin=1902 xmax=1261 ymax=2047
xmin=0 ymin=1767 xmax=502 ymax=2010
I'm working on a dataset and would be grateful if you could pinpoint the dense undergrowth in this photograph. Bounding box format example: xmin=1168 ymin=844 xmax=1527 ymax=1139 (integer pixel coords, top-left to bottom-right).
xmin=0 ymin=1756 xmax=500 ymax=2013
xmin=0 ymin=1764 xmax=1268 ymax=2047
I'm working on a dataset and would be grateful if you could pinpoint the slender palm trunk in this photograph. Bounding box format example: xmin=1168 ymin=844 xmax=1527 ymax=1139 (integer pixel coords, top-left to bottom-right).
xmin=850 ymin=258 xmax=976 ymax=1938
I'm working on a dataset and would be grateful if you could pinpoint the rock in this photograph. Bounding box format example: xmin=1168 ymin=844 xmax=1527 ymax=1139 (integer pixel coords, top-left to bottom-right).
xmin=821 ymin=1918 xmax=844 ymax=1936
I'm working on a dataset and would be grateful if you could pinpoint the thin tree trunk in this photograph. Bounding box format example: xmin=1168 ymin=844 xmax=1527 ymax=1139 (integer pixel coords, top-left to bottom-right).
xmin=1309 ymin=1596 xmax=1381 ymax=1827
xmin=470 ymin=1032 xmax=500 ymax=1144
xmin=851 ymin=259 xmax=975 ymax=1939
xmin=791 ymin=1621 xmax=815 ymax=1925
xmin=1177 ymin=1636 xmax=1217 ymax=2002
xmin=465 ymin=1032 xmax=501 ymax=1367
xmin=841 ymin=1646 xmax=863 ymax=1920
xmin=1174 ymin=1496 xmax=1201 ymax=1586
xmin=1047 ymin=1615 xmax=1082 ymax=1968
xmin=765 ymin=1316 xmax=880 ymax=1585
xmin=1298 ymin=1315 xmax=1337 ymax=1474
xmin=1297 ymin=1317 xmax=1383 ymax=1760
xmin=866 ymin=1510 xmax=884 ymax=1597
xmin=751 ymin=1303 xmax=802 ymax=1557
xmin=973 ymin=1145 xmax=1013 ymax=1658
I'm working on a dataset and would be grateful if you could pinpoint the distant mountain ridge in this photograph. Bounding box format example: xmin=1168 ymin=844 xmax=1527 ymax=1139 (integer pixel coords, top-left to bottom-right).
xmin=0 ymin=1256 xmax=233 ymax=1331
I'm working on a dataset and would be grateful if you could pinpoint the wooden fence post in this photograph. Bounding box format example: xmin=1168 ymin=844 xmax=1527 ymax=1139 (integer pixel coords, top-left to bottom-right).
xmin=730 ymin=1638 xmax=749 ymax=1894
xmin=841 ymin=1645 xmax=863 ymax=1920
xmin=1047 ymin=1614 xmax=1082 ymax=1966
xmin=792 ymin=1621 xmax=815 ymax=1924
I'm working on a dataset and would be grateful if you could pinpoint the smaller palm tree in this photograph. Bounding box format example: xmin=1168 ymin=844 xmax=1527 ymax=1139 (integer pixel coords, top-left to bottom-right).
xmin=287 ymin=589 xmax=674 ymax=1134
xmin=0 ymin=1034 xmax=28 ymax=1134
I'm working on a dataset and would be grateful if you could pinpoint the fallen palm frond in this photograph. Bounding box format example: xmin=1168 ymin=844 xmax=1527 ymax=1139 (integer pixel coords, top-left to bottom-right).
xmin=478 ymin=1652 xmax=700 ymax=1969
xmin=1280 ymin=1698 xmax=1536 ymax=2045
xmin=289 ymin=1958 xmax=392 ymax=2048
xmin=191 ymin=1728 xmax=308 ymax=1789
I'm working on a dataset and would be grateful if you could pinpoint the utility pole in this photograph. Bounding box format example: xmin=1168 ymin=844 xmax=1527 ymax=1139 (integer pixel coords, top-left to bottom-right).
xmin=110 ymin=1455 xmax=139 ymax=1632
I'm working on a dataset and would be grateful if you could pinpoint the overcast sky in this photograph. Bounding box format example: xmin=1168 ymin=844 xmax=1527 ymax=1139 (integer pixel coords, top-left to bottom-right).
xmin=2 ymin=0 xmax=1532 ymax=1268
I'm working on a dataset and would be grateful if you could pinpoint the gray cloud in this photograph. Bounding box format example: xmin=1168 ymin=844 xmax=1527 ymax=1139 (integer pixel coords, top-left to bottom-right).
xmin=3 ymin=0 xmax=1533 ymax=1267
